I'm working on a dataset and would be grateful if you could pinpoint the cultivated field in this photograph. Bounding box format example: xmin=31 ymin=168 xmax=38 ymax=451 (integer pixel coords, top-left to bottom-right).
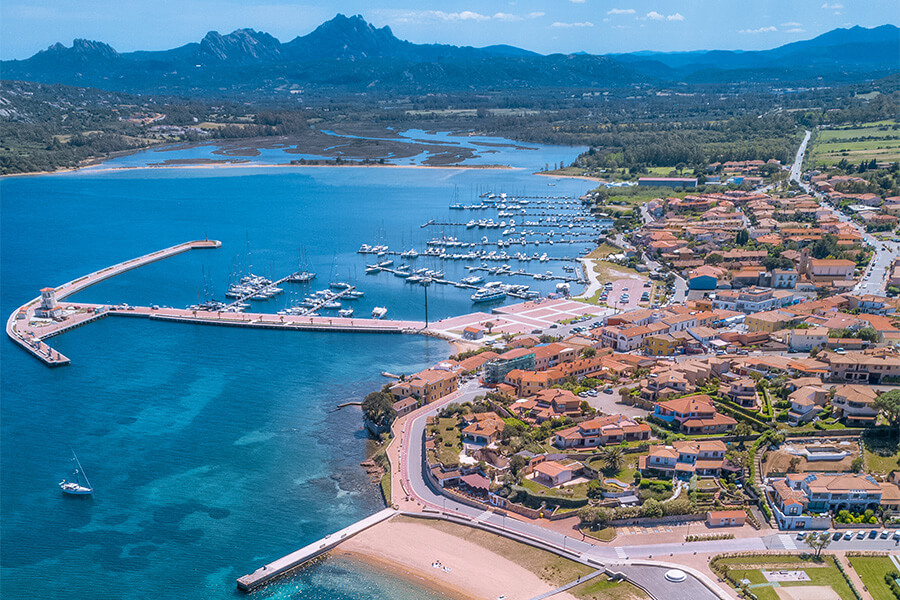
xmin=810 ymin=120 xmax=900 ymax=166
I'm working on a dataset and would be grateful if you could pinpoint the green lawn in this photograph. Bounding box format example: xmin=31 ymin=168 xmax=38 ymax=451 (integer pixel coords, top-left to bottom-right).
xmin=380 ymin=472 xmax=392 ymax=505
xmin=571 ymin=574 xmax=650 ymax=600
xmin=862 ymin=434 xmax=900 ymax=473
xmin=587 ymin=243 xmax=620 ymax=259
xmin=592 ymin=260 xmax=644 ymax=281
xmin=582 ymin=526 xmax=618 ymax=542
xmin=716 ymin=555 xmax=858 ymax=600
xmin=848 ymin=555 xmax=897 ymax=600
xmin=521 ymin=476 xmax=590 ymax=500
xmin=430 ymin=417 xmax=462 ymax=467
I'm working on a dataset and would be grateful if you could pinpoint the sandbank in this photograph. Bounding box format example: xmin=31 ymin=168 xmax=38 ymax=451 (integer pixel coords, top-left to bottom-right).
xmin=333 ymin=517 xmax=579 ymax=600
xmin=65 ymin=161 xmax=517 ymax=176
xmin=534 ymin=171 xmax=607 ymax=183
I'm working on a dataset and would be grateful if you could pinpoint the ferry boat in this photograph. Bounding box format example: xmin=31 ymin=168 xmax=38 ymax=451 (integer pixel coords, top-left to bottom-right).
xmin=471 ymin=288 xmax=507 ymax=303
xmin=372 ymin=307 xmax=387 ymax=319
xmin=59 ymin=451 xmax=93 ymax=496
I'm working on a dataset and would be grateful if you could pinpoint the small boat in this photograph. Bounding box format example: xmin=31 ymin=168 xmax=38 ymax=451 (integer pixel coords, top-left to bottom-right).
xmin=59 ymin=451 xmax=93 ymax=496
xmin=338 ymin=308 xmax=354 ymax=317
xmin=372 ymin=307 xmax=387 ymax=319
xmin=471 ymin=288 xmax=507 ymax=303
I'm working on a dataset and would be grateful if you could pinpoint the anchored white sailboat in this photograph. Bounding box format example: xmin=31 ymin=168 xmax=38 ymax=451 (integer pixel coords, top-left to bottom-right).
xmin=59 ymin=450 xmax=93 ymax=496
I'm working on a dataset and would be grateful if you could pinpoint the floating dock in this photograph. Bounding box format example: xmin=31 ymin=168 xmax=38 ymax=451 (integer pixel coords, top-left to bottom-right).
xmin=236 ymin=507 xmax=397 ymax=592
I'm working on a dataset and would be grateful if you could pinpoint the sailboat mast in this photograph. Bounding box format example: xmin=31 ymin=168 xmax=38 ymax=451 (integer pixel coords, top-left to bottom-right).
xmin=72 ymin=451 xmax=91 ymax=490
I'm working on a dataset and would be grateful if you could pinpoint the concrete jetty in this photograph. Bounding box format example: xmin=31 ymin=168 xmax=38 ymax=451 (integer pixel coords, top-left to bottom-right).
xmin=6 ymin=239 xmax=220 ymax=366
xmin=236 ymin=507 xmax=397 ymax=592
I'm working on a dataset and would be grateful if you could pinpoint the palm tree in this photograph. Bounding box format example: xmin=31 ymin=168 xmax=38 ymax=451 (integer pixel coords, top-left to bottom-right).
xmin=600 ymin=446 xmax=625 ymax=475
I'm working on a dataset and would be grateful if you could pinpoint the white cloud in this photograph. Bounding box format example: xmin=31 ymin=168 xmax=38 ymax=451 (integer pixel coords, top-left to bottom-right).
xmin=606 ymin=7 xmax=635 ymax=14
xmin=384 ymin=10 xmax=532 ymax=24
xmin=641 ymin=11 xmax=683 ymax=22
xmin=739 ymin=25 xmax=778 ymax=34
xmin=821 ymin=2 xmax=843 ymax=8
xmin=786 ymin=27 xmax=806 ymax=33
xmin=570 ymin=0 xmax=586 ymax=3
xmin=551 ymin=21 xmax=594 ymax=28
xmin=781 ymin=22 xmax=802 ymax=27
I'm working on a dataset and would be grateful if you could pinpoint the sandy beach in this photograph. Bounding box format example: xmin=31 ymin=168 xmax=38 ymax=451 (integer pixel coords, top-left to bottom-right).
xmin=334 ymin=517 xmax=581 ymax=600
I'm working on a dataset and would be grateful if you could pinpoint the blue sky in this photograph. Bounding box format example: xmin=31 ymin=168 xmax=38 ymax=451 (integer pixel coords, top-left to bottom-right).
xmin=1 ymin=0 xmax=897 ymax=59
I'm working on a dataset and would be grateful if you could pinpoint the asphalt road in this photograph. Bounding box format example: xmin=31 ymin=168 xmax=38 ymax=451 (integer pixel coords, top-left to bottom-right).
xmin=790 ymin=131 xmax=812 ymax=183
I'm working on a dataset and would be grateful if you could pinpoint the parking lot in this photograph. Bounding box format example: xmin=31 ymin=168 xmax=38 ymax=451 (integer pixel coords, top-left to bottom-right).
xmin=599 ymin=277 xmax=655 ymax=311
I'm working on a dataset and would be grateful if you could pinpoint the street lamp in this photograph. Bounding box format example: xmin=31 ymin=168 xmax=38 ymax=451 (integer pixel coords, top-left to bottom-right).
xmin=422 ymin=277 xmax=432 ymax=327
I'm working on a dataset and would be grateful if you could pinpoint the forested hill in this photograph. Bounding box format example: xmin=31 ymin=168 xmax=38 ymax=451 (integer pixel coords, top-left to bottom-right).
xmin=2 ymin=14 xmax=897 ymax=99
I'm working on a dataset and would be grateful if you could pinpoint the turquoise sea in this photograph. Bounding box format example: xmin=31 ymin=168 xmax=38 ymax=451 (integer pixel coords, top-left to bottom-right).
xmin=0 ymin=133 xmax=592 ymax=599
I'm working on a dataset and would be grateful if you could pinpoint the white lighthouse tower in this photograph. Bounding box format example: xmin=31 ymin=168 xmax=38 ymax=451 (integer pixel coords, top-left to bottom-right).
xmin=35 ymin=287 xmax=62 ymax=318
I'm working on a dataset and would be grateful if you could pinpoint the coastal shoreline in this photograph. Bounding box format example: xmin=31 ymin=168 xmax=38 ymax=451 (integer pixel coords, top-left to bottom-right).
xmin=534 ymin=170 xmax=607 ymax=183
xmin=332 ymin=516 xmax=580 ymax=600
xmin=331 ymin=551 xmax=477 ymax=600
xmin=2 ymin=160 xmax=518 ymax=179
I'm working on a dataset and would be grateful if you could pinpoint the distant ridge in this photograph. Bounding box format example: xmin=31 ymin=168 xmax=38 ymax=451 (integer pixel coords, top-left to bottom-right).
xmin=2 ymin=14 xmax=897 ymax=97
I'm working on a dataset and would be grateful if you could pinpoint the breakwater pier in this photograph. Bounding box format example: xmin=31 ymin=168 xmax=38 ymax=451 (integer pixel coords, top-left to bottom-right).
xmin=6 ymin=240 xmax=425 ymax=367
xmin=236 ymin=507 xmax=397 ymax=592
xmin=5 ymin=239 xmax=220 ymax=366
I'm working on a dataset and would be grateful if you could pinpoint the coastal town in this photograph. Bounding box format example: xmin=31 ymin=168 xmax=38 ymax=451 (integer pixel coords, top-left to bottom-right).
xmin=3 ymin=7 xmax=900 ymax=600
xmin=7 ymin=129 xmax=900 ymax=600
xmin=349 ymin=148 xmax=900 ymax=599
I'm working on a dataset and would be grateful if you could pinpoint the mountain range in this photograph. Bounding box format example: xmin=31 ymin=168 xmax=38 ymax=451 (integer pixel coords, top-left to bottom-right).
xmin=2 ymin=14 xmax=898 ymax=98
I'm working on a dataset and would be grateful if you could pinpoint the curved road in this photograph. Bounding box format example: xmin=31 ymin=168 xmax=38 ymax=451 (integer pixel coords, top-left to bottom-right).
xmin=397 ymin=383 xmax=735 ymax=600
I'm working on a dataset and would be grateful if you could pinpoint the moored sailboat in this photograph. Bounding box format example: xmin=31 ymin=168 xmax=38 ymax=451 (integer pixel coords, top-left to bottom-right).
xmin=59 ymin=451 xmax=93 ymax=496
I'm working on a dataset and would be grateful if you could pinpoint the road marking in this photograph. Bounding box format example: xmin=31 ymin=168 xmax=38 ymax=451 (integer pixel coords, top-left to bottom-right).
xmin=474 ymin=509 xmax=493 ymax=523
xmin=615 ymin=547 xmax=627 ymax=559
xmin=890 ymin=553 xmax=900 ymax=570
xmin=779 ymin=534 xmax=797 ymax=550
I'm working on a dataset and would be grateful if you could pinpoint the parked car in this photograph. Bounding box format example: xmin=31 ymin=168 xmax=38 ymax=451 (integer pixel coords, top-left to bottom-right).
xmin=796 ymin=532 xmax=805 ymax=540
xmin=832 ymin=531 xmax=842 ymax=541
xmin=869 ymin=529 xmax=878 ymax=539
xmin=857 ymin=531 xmax=866 ymax=539
xmin=844 ymin=532 xmax=854 ymax=540
xmin=880 ymin=530 xmax=890 ymax=539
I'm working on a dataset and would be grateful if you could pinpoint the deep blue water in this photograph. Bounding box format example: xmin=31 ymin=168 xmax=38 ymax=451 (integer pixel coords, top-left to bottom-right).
xmin=0 ymin=134 xmax=592 ymax=599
